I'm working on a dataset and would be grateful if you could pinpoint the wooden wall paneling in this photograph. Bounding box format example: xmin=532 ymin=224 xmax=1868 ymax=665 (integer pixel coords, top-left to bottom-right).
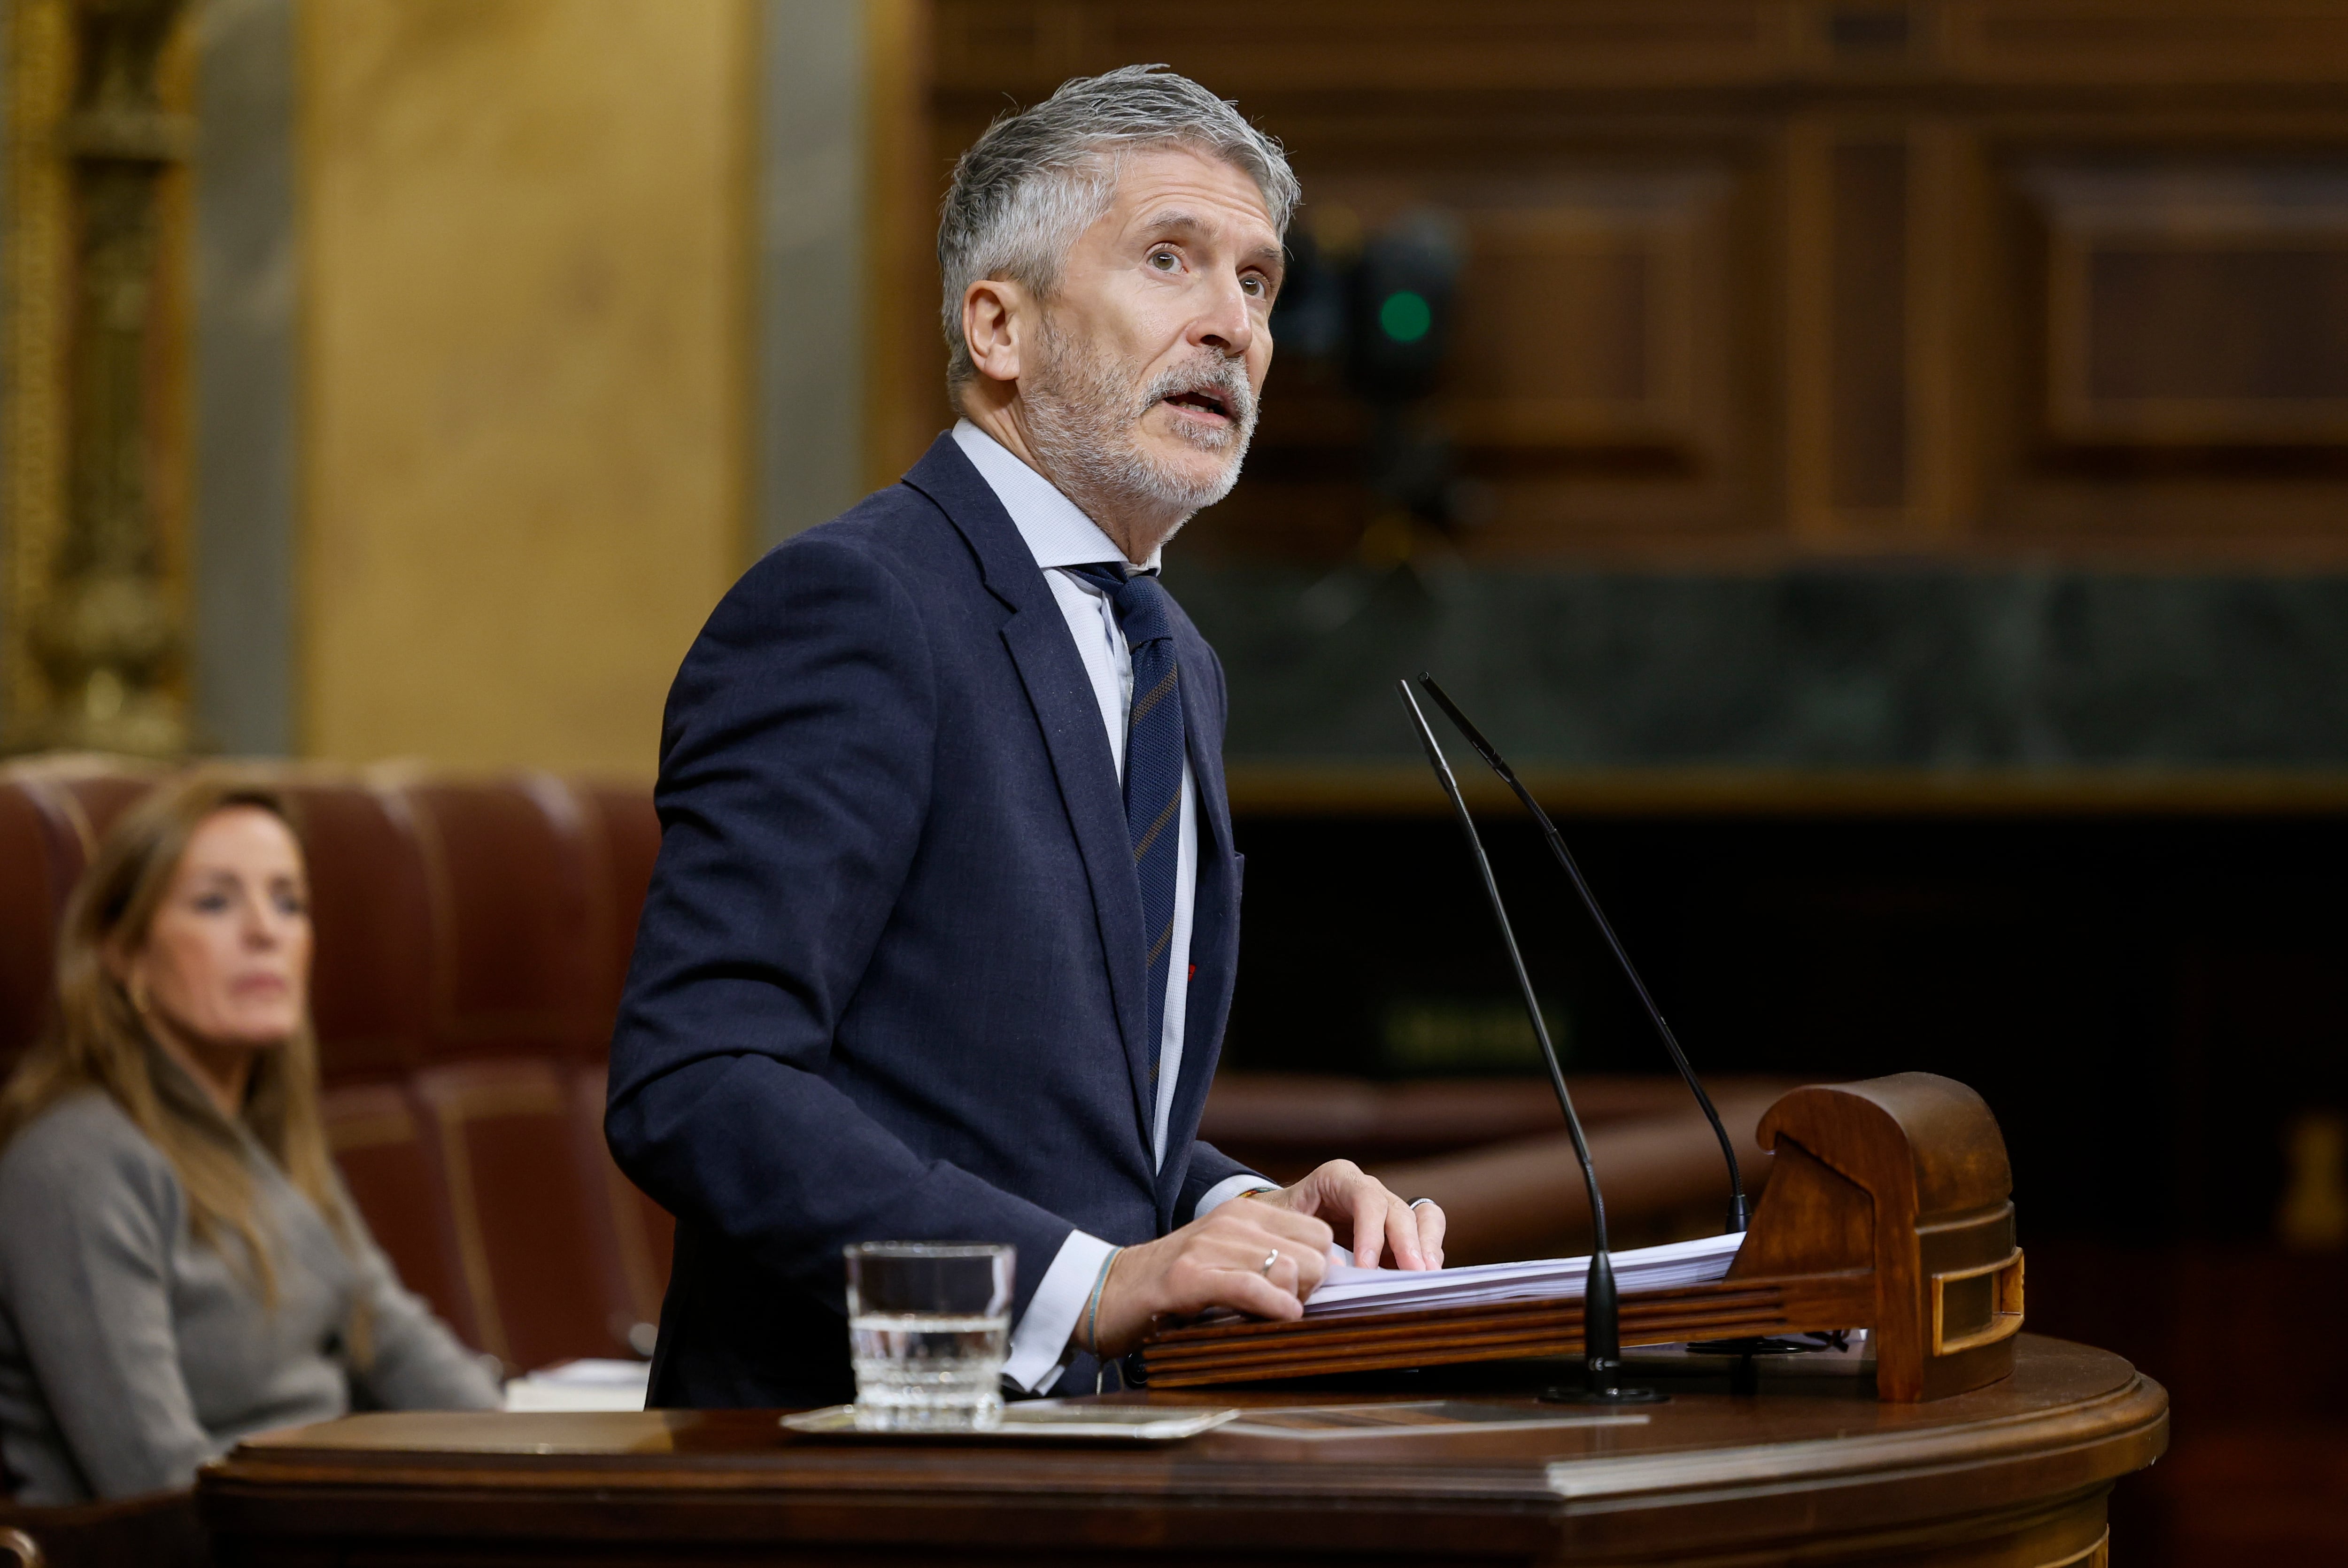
xmin=1829 ymin=135 xmax=1911 ymax=517
xmin=928 ymin=1 xmax=1800 ymax=97
xmin=1790 ymin=113 xmax=1970 ymax=548
xmin=1788 ymin=116 xmax=1910 ymax=542
xmin=1978 ymin=130 xmax=2348 ymax=562
xmin=1171 ymin=132 xmax=1769 ymax=562
xmin=934 ymin=0 xmax=2348 ymax=96
xmin=1785 ymin=116 xmax=1827 ymax=541
xmin=905 ymin=1 xmax=2348 ymax=568
xmin=1908 ymin=120 xmax=1975 ymax=541
xmin=1946 ymin=0 xmax=2348 ymax=86
xmin=2032 ymin=162 xmax=2348 ymax=446
xmin=1446 ymin=162 xmax=1758 ymax=554
xmin=1443 ymin=176 xmax=1715 ymax=455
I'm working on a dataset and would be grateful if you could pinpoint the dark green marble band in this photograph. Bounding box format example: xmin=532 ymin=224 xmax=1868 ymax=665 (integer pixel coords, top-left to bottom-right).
xmin=1168 ymin=563 xmax=2348 ymax=769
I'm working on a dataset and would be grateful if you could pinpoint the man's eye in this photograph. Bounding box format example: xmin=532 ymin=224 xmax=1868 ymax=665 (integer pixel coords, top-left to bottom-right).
xmin=1149 ymin=251 xmax=1177 ymax=271
xmin=1242 ymin=275 xmax=1265 ymax=297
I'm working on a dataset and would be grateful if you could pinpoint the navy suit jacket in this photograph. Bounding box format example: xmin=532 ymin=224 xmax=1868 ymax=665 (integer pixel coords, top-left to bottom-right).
xmin=606 ymin=435 xmax=1254 ymax=1407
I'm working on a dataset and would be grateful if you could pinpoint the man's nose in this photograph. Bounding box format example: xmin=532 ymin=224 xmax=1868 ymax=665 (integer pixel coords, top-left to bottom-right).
xmin=1189 ymin=271 xmax=1256 ymax=357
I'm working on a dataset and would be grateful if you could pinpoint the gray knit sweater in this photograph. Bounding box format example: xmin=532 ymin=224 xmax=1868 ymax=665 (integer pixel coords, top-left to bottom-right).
xmin=0 ymin=1087 xmax=499 ymax=1503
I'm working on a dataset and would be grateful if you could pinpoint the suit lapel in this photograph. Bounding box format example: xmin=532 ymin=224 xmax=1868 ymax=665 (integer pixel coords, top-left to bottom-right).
xmin=903 ymin=438 xmax=1159 ymax=1151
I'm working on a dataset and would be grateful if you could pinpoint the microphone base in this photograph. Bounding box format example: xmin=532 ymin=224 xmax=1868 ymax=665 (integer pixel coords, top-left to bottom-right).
xmin=1538 ymin=1383 xmax=1671 ymax=1406
xmin=1684 ymin=1336 xmax=1834 ymax=1357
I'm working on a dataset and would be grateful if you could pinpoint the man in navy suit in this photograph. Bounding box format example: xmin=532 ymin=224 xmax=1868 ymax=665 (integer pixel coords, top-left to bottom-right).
xmin=608 ymin=66 xmax=1445 ymax=1407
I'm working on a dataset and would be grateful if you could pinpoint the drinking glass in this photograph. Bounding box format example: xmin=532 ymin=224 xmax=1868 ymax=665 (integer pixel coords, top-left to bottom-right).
xmin=844 ymin=1242 xmax=1014 ymax=1431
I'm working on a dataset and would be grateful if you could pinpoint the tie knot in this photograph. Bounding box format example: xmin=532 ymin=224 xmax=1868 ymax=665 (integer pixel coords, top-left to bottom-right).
xmin=1066 ymin=563 xmax=1176 ymax=647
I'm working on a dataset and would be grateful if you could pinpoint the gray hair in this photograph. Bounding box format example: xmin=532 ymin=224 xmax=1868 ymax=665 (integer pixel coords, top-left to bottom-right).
xmin=937 ymin=65 xmax=1300 ymax=393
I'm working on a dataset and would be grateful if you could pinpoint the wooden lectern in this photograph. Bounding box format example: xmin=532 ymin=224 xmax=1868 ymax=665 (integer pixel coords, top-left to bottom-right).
xmin=1144 ymin=1072 xmax=2026 ymax=1400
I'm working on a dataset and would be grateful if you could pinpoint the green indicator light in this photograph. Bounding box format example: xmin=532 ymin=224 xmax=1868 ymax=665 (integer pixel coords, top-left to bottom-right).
xmin=1378 ymin=290 xmax=1432 ymax=344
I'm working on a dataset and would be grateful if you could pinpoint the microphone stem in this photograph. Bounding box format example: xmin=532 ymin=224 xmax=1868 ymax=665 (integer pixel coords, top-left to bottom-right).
xmin=1398 ymin=684 xmax=1610 ymax=1256
xmin=1400 ymin=680 xmax=1663 ymax=1406
xmin=1415 ymin=676 xmax=1748 ymax=1234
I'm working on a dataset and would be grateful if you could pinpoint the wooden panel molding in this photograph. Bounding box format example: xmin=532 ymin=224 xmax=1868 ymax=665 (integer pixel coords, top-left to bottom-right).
xmin=2031 ymin=164 xmax=2348 ymax=445
xmin=1948 ymin=0 xmax=2348 ymax=85
xmin=931 ymin=1 xmax=1797 ymax=96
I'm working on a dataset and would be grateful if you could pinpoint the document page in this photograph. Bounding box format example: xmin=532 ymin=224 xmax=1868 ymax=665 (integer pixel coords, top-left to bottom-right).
xmin=1303 ymin=1231 xmax=1746 ymax=1316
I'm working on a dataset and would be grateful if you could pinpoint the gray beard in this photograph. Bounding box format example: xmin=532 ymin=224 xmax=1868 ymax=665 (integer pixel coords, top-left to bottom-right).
xmin=1021 ymin=321 xmax=1257 ymax=554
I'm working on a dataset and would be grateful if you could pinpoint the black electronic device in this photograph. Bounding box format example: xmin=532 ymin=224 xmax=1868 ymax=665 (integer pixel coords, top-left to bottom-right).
xmin=1343 ymin=211 xmax=1461 ymax=406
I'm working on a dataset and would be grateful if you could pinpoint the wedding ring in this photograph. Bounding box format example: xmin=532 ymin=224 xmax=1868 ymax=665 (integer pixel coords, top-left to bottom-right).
xmin=1259 ymin=1248 xmax=1280 ymax=1278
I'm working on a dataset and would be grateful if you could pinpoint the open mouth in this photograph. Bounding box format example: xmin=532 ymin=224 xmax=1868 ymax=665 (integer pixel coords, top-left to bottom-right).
xmin=1162 ymin=388 xmax=1231 ymax=422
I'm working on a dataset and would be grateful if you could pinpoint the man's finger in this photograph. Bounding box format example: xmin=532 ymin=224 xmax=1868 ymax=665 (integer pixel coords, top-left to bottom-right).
xmin=1384 ymin=1196 xmax=1430 ymax=1270
xmin=1171 ymin=1249 xmax=1310 ymax=1321
xmin=1348 ymin=1188 xmax=1393 ymax=1270
xmin=1413 ymin=1199 xmax=1448 ymax=1265
xmin=1204 ymin=1230 xmax=1324 ymax=1294
xmin=1244 ymin=1238 xmax=1327 ymax=1300
xmin=1217 ymin=1272 xmax=1308 ymax=1321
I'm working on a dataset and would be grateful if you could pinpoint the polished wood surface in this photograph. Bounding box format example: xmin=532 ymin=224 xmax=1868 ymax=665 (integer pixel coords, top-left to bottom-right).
xmin=200 ymin=1336 xmax=2163 ymax=1567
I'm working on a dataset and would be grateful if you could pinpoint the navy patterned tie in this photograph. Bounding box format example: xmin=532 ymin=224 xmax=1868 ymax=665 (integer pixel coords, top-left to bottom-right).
xmin=1066 ymin=564 xmax=1185 ymax=1088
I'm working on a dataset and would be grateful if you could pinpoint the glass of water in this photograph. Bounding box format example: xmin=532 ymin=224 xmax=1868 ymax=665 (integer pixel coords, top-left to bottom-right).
xmin=844 ymin=1242 xmax=1013 ymax=1432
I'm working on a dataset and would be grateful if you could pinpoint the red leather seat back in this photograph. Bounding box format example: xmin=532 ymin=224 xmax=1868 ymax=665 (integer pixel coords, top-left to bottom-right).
xmin=0 ymin=780 xmax=82 ymax=1079
xmin=407 ymin=779 xmax=603 ymax=1067
xmin=576 ymin=783 xmax=661 ymax=1023
xmin=290 ymin=781 xmax=434 ymax=1084
xmin=0 ymin=764 xmax=159 ymax=1078
xmin=270 ymin=778 xmax=480 ymax=1340
xmin=409 ymin=1058 xmax=618 ymax=1371
xmin=572 ymin=1063 xmax=674 ymax=1325
xmin=318 ymin=1080 xmax=477 ymax=1344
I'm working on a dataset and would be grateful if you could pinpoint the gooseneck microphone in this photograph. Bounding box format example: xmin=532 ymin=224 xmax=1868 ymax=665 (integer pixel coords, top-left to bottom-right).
xmin=1398 ymin=680 xmax=1664 ymax=1406
xmin=1415 ymin=673 xmax=1750 ymax=1236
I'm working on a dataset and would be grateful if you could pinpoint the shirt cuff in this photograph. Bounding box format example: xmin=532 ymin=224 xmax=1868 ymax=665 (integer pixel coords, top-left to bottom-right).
xmin=1001 ymin=1228 xmax=1118 ymax=1394
xmin=1194 ymin=1174 xmax=1281 ymax=1220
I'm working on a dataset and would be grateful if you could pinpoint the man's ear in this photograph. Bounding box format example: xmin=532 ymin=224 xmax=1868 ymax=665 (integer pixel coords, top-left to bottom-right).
xmin=961 ymin=277 xmax=1032 ymax=386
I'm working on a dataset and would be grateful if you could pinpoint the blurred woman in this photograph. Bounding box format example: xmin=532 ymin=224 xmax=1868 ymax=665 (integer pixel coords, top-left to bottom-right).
xmin=0 ymin=777 xmax=496 ymax=1503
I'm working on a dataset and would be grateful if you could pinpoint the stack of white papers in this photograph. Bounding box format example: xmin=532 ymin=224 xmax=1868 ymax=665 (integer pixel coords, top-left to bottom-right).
xmin=503 ymin=1358 xmax=651 ymax=1412
xmin=1302 ymin=1231 xmax=1746 ymax=1317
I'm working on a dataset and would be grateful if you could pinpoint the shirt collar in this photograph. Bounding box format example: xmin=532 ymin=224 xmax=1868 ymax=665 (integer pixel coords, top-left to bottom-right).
xmin=951 ymin=418 xmax=1160 ymax=576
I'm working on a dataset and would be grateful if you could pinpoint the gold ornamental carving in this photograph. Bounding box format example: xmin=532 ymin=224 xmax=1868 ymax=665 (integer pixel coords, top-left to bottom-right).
xmin=7 ymin=0 xmax=191 ymax=755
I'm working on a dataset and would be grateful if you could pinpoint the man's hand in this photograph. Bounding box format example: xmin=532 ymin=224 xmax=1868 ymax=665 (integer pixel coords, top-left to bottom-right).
xmin=1253 ymin=1160 xmax=1446 ymax=1272
xmin=1088 ymin=1200 xmax=1333 ymax=1358
xmin=1084 ymin=1164 xmax=1449 ymax=1359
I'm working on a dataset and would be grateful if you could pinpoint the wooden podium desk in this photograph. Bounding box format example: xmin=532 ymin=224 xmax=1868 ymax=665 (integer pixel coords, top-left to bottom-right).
xmin=199 ymin=1336 xmax=2163 ymax=1568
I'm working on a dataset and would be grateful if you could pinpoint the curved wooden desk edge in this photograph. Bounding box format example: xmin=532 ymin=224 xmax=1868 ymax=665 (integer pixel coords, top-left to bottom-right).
xmin=197 ymin=1336 xmax=2166 ymax=1567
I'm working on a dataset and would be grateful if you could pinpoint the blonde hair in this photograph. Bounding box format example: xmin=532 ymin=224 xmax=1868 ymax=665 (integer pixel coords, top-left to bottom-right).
xmin=0 ymin=775 xmax=362 ymax=1328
